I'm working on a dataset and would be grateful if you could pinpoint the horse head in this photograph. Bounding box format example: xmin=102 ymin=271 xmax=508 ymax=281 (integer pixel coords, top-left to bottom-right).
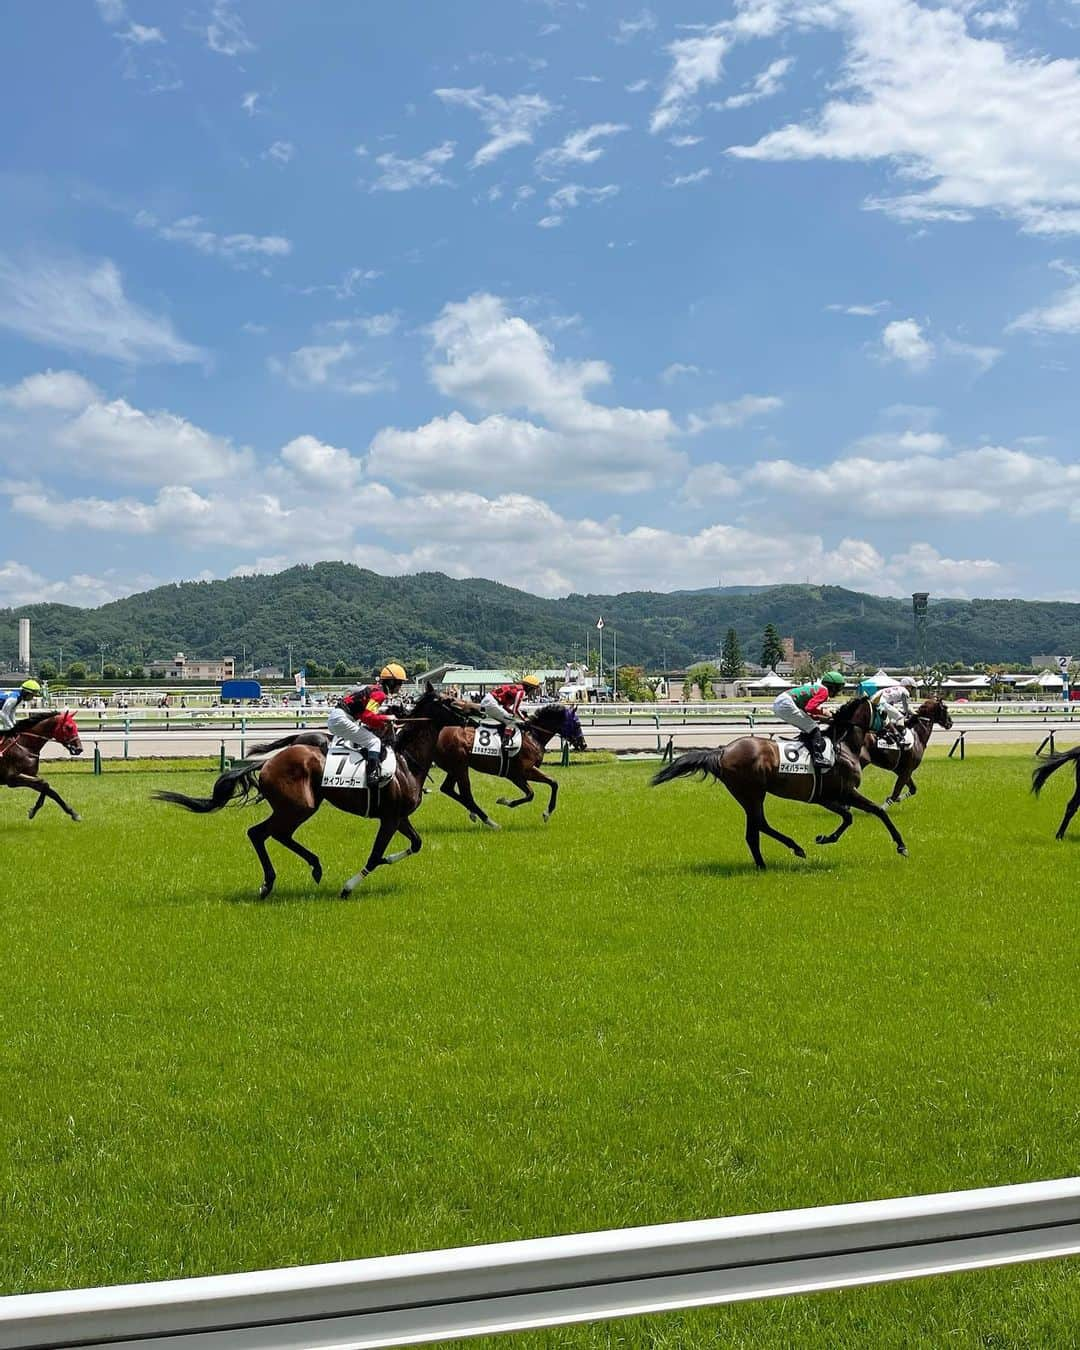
xmin=920 ymin=697 xmax=953 ymax=730
xmin=828 ymin=695 xmax=873 ymax=750
xmin=533 ymin=702 xmax=589 ymax=750
xmin=410 ymin=684 xmax=470 ymax=731
xmin=51 ymin=711 xmax=84 ymax=757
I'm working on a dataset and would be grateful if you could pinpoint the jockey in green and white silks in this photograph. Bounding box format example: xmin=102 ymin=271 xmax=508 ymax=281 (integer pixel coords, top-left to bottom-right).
xmin=773 ymin=671 xmax=845 ymax=768
xmin=0 ymin=679 xmax=41 ymax=732
xmin=859 ymin=676 xmax=916 ymax=737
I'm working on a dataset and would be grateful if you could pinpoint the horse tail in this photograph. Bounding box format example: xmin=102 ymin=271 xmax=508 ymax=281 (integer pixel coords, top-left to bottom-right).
xmin=651 ymin=747 xmax=726 ymax=788
xmin=153 ymin=762 xmax=262 ymax=814
xmin=248 ymin=730 xmax=329 ymax=755
xmin=1032 ymin=746 xmax=1080 ymax=796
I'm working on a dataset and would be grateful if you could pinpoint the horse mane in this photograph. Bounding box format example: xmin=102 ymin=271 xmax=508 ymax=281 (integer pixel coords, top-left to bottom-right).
xmin=829 ymin=695 xmax=869 ymax=730
xmin=530 ymin=703 xmax=567 ymax=729
xmin=15 ymin=710 xmax=61 ymax=730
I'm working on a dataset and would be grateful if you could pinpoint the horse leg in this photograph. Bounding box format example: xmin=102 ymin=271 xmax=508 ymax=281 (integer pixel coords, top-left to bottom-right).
xmin=496 ymin=768 xmax=535 ymax=811
xmin=814 ymin=799 xmax=853 ymax=846
xmin=12 ymin=774 xmax=80 ymax=822
xmin=1056 ymin=766 xmax=1080 ymax=840
xmin=758 ymin=807 xmax=807 ymax=860
xmin=272 ymin=824 xmax=323 ymax=887
xmin=247 ymin=818 xmax=277 ymax=899
xmin=454 ymin=769 xmax=500 ymax=831
xmin=340 ymin=818 xmax=397 ymax=897
xmin=845 ymin=788 xmax=909 ymax=857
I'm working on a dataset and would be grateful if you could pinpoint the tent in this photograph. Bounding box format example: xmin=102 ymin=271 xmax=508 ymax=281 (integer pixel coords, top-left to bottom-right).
xmin=741 ymin=671 xmax=792 ymax=690
xmin=1033 ymin=669 xmax=1065 ymax=689
xmin=869 ymin=668 xmax=898 ymax=685
xmin=941 ymin=675 xmax=992 ymax=689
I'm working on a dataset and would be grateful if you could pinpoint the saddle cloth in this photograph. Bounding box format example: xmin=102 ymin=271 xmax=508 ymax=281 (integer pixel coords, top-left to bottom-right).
xmin=471 ymin=724 xmax=522 ymax=758
xmin=880 ymin=728 xmax=916 ymax=752
xmin=321 ymin=739 xmax=397 ymax=790
xmin=776 ymin=737 xmax=836 ymax=775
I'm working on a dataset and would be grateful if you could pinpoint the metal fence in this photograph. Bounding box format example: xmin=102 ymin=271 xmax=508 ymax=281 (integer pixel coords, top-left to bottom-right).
xmin=3 ymin=1178 xmax=1078 ymax=1349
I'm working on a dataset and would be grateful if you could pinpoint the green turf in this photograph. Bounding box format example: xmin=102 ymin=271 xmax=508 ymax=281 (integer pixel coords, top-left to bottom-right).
xmin=2 ymin=753 xmax=1079 ymax=1346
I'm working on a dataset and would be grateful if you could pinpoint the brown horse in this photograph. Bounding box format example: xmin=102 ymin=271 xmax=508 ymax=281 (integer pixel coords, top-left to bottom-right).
xmin=154 ymin=687 xmax=468 ymax=898
xmin=860 ymin=697 xmax=953 ymax=806
xmin=1032 ymin=745 xmax=1080 ymax=840
xmin=651 ymin=696 xmax=908 ymax=869
xmin=434 ymin=702 xmax=588 ymax=828
xmin=0 ymin=710 xmax=84 ymax=821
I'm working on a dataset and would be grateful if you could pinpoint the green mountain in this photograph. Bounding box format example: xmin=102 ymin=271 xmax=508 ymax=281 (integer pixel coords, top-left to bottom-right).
xmin=3 ymin=563 xmax=1078 ymax=672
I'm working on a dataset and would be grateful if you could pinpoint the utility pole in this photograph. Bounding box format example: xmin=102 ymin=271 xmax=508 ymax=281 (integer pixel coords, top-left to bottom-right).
xmin=287 ymin=645 xmax=293 ymax=679
xmin=98 ymin=642 xmax=108 ymax=677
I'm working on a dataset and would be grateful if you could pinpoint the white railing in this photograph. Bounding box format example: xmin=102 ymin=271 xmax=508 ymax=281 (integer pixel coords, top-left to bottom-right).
xmin=3 ymin=1179 xmax=1078 ymax=1349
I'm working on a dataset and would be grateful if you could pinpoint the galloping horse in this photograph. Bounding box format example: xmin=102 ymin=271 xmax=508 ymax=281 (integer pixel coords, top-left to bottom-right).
xmin=861 ymin=697 xmax=953 ymax=806
xmin=0 ymin=711 xmax=84 ymax=821
xmin=652 ymin=696 xmax=908 ymax=869
xmin=154 ymin=687 xmax=467 ymax=898
xmin=1032 ymin=745 xmax=1080 ymax=840
xmin=434 ymin=702 xmax=588 ymax=828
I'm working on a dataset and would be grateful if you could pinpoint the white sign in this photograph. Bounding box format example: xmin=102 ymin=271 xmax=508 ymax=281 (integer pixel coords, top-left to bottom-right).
xmin=596 ymin=617 xmax=605 ymax=630
xmin=1057 ymin=656 xmax=1071 ymax=675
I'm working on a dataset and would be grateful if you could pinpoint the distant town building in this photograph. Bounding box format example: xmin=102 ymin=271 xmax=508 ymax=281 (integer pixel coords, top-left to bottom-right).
xmin=145 ymin=652 xmax=236 ymax=681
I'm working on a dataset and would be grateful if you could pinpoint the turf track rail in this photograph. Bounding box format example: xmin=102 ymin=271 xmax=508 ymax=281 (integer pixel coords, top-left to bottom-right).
xmin=3 ymin=1179 xmax=1079 ymax=1348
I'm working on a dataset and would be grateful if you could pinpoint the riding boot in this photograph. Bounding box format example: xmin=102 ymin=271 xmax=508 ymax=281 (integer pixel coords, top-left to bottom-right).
xmin=807 ymin=727 xmax=829 ymax=769
xmin=365 ymin=750 xmax=382 ymax=808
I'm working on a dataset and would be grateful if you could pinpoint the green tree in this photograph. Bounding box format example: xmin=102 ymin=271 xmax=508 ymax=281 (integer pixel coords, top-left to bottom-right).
xmin=36 ymin=660 xmax=58 ymax=682
xmin=761 ymin=624 xmax=785 ymax=671
xmin=617 ymin=665 xmax=655 ymax=701
xmin=102 ymin=662 xmax=120 ymax=679
xmin=720 ymin=628 xmax=744 ymax=681
xmin=332 ymin=660 xmax=351 ymax=679
xmin=66 ymin=661 xmax=88 ymax=680
xmin=685 ymin=661 xmax=720 ymax=700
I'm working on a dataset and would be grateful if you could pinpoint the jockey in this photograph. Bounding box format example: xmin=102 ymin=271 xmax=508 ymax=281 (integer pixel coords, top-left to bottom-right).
xmin=326 ymin=662 xmax=406 ymax=782
xmin=480 ymin=674 xmax=542 ymax=740
xmin=773 ymin=671 xmax=845 ymax=768
xmin=872 ymin=677 xmax=916 ymax=740
xmin=1 ymin=679 xmax=41 ymax=732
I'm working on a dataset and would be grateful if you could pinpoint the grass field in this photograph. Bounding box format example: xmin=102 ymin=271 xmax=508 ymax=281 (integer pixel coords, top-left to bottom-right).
xmin=2 ymin=749 xmax=1079 ymax=1346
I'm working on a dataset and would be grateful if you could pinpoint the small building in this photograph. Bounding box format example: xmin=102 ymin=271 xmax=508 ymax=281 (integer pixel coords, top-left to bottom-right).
xmin=145 ymin=652 xmax=236 ymax=681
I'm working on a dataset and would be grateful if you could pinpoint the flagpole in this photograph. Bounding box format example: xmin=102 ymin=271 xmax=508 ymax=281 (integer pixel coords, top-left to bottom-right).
xmin=613 ymin=628 xmax=618 ymax=700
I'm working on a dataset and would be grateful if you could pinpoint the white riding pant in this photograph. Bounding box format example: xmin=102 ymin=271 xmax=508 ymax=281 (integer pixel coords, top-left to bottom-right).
xmin=327 ymin=706 xmax=381 ymax=753
xmin=773 ymin=693 xmax=818 ymax=733
xmin=876 ymin=688 xmax=910 ymax=726
xmin=480 ymin=694 xmax=515 ymax=726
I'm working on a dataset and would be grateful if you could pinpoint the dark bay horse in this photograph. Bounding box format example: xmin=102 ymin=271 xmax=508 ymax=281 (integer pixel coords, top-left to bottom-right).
xmin=1032 ymin=745 xmax=1080 ymax=840
xmin=0 ymin=711 xmax=84 ymax=821
xmin=861 ymin=697 xmax=953 ymax=806
xmin=434 ymin=702 xmax=588 ymax=828
xmin=651 ymin=696 xmax=908 ymax=869
xmin=154 ymin=688 xmax=467 ymax=898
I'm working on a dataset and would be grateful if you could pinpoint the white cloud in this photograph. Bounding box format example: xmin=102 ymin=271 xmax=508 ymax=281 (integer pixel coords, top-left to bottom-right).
xmin=539 ymin=183 xmax=620 ymax=226
xmin=0 ymin=254 xmax=203 ymax=365
xmin=746 ymin=444 xmax=1080 ymax=521
xmin=828 ymin=300 xmax=889 ymax=316
xmin=615 ymin=10 xmax=656 ymax=43
xmin=205 ymin=0 xmax=254 ymax=56
xmin=681 ymin=462 xmax=741 ymax=503
xmin=135 ymin=212 xmax=291 ymax=265
xmin=1009 ymin=262 xmax=1080 ymax=334
xmin=535 ymin=123 xmax=628 ymax=177
xmin=278 ymin=435 xmax=364 ymax=490
xmin=268 ymin=343 xmax=393 ymax=396
xmin=669 ymin=134 xmax=704 ymax=147
xmin=369 ymin=142 xmax=455 ymax=191
xmin=95 ymin=0 xmax=127 ymax=22
xmin=118 ymin=22 xmax=165 ymax=45
xmin=667 ymin=168 xmax=712 ymax=187
xmin=0 ymin=559 xmax=147 ymax=608
xmin=687 ymin=394 xmax=783 ymax=433
xmin=626 ymin=78 xmax=650 ymax=94
xmin=881 ymin=318 xmax=934 ymax=370
xmin=264 ymin=140 xmax=295 ymax=165
xmin=971 ymin=2 xmax=1023 ymax=31
xmin=728 ymin=0 xmax=1080 ymax=237
xmin=661 ymin=362 xmax=701 ymax=383
xmin=241 ymin=90 xmax=261 ymax=115
xmin=0 ymin=373 xmax=250 ymax=484
xmin=941 ymin=336 xmax=1002 ymax=374
xmin=434 ymin=87 xmax=555 ymax=167
xmin=651 ymin=26 xmax=731 ymax=132
xmin=317 ymin=312 xmax=400 ymax=339
xmin=716 ymin=56 xmax=793 ymax=110
xmin=370 ymin=294 xmax=682 ymax=493
xmin=1 ymin=370 xmax=99 ymax=412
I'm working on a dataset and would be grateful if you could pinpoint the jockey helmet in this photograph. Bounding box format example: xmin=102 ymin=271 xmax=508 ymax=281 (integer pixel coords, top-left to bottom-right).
xmin=522 ymin=674 xmax=542 ymax=690
xmin=900 ymin=676 xmax=918 ymax=689
xmin=821 ymin=671 xmax=845 ymax=691
xmin=20 ymin=679 xmax=41 ymax=696
xmin=379 ymin=662 xmax=406 ymax=684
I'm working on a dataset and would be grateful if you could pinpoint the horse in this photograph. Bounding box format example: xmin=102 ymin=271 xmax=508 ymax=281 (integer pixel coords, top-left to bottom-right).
xmin=651 ymin=696 xmax=908 ymax=869
xmin=0 ymin=710 xmax=84 ymax=821
xmin=1032 ymin=745 xmax=1080 ymax=840
xmin=860 ymin=697 xmax=953 ymax=807
xmin=153 ymin=687 xmax=468 ymax=898
xmin=433 ymin=702 xmax=589 ymax=828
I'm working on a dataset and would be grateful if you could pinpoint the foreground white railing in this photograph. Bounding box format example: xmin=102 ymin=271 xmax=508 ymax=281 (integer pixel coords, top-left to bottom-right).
xmin=4 ymin=1179 xmax=1079 ymax=1349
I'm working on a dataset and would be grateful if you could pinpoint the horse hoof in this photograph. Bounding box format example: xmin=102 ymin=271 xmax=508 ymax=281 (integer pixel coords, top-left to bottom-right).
xmin=542 ymin=811 xmax=551 ymax=823
xmin=70 ymin=813 xmax=82 ymax=823
xmin=258 ymin=885 xmax=272 ymax=900
xmin=339 ymin=886 xmax=351 ymax=899
xmin=815 ymin=835 xmax=829 ymax=845
xmin=469 ymin=813 xmax=478 ymax=823
xmin=312 ymin=865 xmax=323 ymax=885
xmin=482 ymin=819 xmax=501 ymax=831
xmin=897 ymin=846 xmax=908 ymax=858
xmin=495 ymin=797 xmax=511 ymax=807
xmin=793 ymin=847 xmax=807 ymax=859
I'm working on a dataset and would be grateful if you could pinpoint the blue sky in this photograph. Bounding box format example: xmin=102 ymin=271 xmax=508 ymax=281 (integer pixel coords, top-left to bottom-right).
xmin=2 ymin=0 xmax=1079 ymax=606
